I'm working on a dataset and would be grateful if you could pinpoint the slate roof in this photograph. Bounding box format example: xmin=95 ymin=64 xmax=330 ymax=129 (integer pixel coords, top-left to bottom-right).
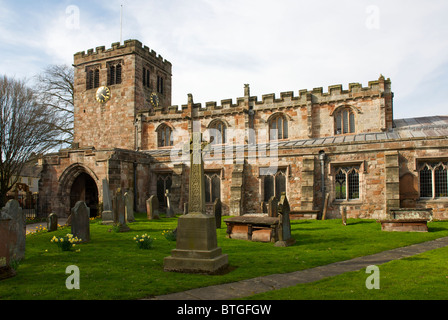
xmin=144 ymin=116 xmax=448 ymax=157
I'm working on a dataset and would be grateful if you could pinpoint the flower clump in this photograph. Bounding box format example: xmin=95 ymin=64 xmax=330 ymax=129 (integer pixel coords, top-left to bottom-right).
xmin=50 ymin=234 xmax=82 ymax=251
xmin=162 ymin=229 xmax=176 ymax=241
xmin=134 ymin=234 xmax=153 ymax=250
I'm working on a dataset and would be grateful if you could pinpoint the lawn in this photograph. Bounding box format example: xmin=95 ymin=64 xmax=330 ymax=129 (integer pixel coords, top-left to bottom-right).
xmin=1 ymin=213 xmax=448 ymax=300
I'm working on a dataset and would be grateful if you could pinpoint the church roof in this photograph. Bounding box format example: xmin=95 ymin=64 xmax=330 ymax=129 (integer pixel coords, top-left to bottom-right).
xmin=144 ymin=116 xmax=448 ymax=157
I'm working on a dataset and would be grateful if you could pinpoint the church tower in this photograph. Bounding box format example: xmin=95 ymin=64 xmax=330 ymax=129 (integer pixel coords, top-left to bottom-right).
xmin=72 ymin=39 xmax=172 ymax=150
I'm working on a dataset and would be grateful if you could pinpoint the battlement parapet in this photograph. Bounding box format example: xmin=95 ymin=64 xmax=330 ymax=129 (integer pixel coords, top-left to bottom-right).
xmin=74 ymin=39 xmax=172 ymax=71
xmin=139 ymin=75 xmax=391 ymax=119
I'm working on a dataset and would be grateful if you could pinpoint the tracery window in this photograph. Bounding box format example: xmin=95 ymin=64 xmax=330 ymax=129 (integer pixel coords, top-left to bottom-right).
xmin=157 ymin=124 xmax=173 ymax=147
xmin=334 ymin=108 xmax=356 ymax=135
xmin=263 ymin=168 xmax=287 ymax=202
xmin=208 ymin=120 xmax=226 ymax=145
xmin=419 ymin=162 xmax=448 ymax=199
xmin=156 ymin=174 xmax=172 ymax=207
xmin=86 ymin=66 xmax=100 ymax=90
xmin=143 ymin=67 xmax=150 ymax=88
xmin=269 ymin=114 xmax=288 ymax=141
xmin=335 ymin=166 xmax=360 ymax=200
xmin=205 ymin=171 xmax=221 ymax=203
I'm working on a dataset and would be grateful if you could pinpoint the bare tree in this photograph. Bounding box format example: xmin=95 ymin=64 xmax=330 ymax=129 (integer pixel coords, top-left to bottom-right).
xmin=0 ymin=75 xmax=61 ymax=207
xmin=34 ymin=64 xmax=74 ymax=148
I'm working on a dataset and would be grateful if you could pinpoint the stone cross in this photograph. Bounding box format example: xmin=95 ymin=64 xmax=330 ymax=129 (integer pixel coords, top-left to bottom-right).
xmin=71 ymin=201 xmax=90 ymax=243
xmin=183 ymin=132 xmax=210 ymax=214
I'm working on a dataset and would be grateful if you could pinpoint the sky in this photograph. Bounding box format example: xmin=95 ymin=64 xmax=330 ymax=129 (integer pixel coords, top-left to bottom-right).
xmin=1 ymin=0 xmax=448 ymax=120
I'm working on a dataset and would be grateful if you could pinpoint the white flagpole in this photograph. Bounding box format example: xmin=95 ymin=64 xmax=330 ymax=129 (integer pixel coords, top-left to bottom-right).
xmin=120 ymin=4 xmax=123 ymax=44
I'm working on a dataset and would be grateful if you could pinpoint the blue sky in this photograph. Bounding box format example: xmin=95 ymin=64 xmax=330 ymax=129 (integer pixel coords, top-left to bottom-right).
xmin=1 ymin=0 xmax=448 ymax=119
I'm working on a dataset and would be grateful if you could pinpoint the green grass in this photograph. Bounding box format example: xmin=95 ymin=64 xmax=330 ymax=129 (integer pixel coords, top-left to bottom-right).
xmin=245 ymin=245 xmax=448 ymax=300
xmin=1 ymin=214 xmax=448 ymax=300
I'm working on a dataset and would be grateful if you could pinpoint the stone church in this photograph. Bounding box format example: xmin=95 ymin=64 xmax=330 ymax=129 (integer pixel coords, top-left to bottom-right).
xmin=38 ymin=39 xmax=448 ymax=220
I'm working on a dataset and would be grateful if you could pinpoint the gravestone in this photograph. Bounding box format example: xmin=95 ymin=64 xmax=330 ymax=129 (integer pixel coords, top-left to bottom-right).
xmin=47 ymin=213 xmax=58 ymax=232
xmin=124 ymin=190 xmax=135 ymax=222
xmin=146 ymin=195 xmax=160 ymax=220
xmin=164 ymin=132 xmax=229 ymax=274
xmin=165 ymin=189 xmax=175 ymax=218
xmin=213 ymin=198 xmax=222 ymax=229
xmin=342 ymin=207 xmax=347 ymax=226
xmin=0 ymin=200 xmax=25 ymax=261
xmin=274 ymin=192 xmax=295 ymax=247
xmin=267 ymin=196 xmax=278 ymax=218
xmin=101 ymin=179 xmax=114 ymax=225
xmin=71 ymin=201 xmax=90 ymax=243
xmin=113 ymin=188 xmax=130 ymax=232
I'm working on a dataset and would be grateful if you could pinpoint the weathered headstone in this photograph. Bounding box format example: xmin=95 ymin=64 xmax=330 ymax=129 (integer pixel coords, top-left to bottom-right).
xmin=213 ymin=198 xmax=222 ymax=229
xmin=165 ymin=189 xmax=175 ymax=218
xmin=267 ymin=196 xmax=278 ymax=218
xmin=113 ymin=188 xmax=130 ymax=232
xmin=0 ymin=200 xmax=25 ymax=261
xmin=71 ymin=201 xmax=90 ymax=243
xmin=101 ymin=179 xmax=114 ymax=225
xmin=146 ymin=195 xmax=160 ymax=220
xmin=342 ymin=207 xmax=347 ymax=226
xmin=274 ymin=192 xmax=295 ymax=247
xmin=164 ymin=132 xmax=229 ymax=274
xmin=47 ymin=213 xmax=58 ymax=232
xmin=124 ymin=190 xmax=135 ymax=222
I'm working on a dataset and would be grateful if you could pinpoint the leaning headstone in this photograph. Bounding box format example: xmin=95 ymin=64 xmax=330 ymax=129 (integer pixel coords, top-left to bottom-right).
xmin=165 ymin=189 xmax=175 ymax=218
xmin=71 ymin=201 xmax=90 ymax=243
xmin=113 ymin=188 xmax=130 ymax=232
xmin=267 ymin=196 xmax=278 ymax=218
xmin=0 ymin=200 xmax=25 ymax=261
xmin=274 ymin=192 xmax=295 ymax=247
xmin=101 ymin=179 xmax=114 ymax=225
xmin=124 ymin=190 xmax=135 ymax=223
xmin=213 ymin=198 xmax=222 ymax=229
xmin=183 ymin=202 xmax=188 ymax=215
xmin=146 ymin=195 xmax=160 ymax=220
xmin=47 ymin=213 xmax=58 ymax=232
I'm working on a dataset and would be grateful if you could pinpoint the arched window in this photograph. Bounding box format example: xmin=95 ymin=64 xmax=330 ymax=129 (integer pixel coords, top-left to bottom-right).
xmin=107 ymin=61 xmax=122 ymax=85
xmin=335 ymin=166 xmax=360 ymax=200
xmin=269 ymin=114 xmax=288 ymax=141
xmin=419 ymin=162 xmax=448 ymax=199
xmin=263 ymin=169 xmax=287 ymax=202
xmin=157 ymin=124 xmax=173 ymax=147
xmin=334 ymin=108 xmax=356 ymax=135
xmin=208 ymin=120 xmax=227 ymax=145
xmin=205 ymin=172 xmax=221 ymax=203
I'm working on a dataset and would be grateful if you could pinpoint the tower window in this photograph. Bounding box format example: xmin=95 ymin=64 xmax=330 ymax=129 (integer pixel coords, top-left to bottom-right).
xmin=86 ymin=66 xmax=100 ymax=90
xmin=143 ymin=68 xmax=150 ymax=88
xmin=334 ymin=107 xmax=356 ymax=135
xmin=157 ymin=76 xmax=164 ymax=94
xmin=107 ymin=61 xmax=122 ymax=85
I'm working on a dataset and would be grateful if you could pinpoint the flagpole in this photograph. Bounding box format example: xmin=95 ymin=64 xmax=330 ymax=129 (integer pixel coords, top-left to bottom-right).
xmin=120 ymin=4 xmax=123 ymax=44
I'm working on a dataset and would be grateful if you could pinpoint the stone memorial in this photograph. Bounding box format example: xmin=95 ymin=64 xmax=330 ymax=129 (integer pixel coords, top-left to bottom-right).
xmin=165 ymin=189 xmax=175 ymax=218
xmin=164 ymin=132 xmax=229 ymax=274
xmin=124 ymin=190 xmax=135 ymax=222
xmin=101 ymin=179 xmax=114 ymax=225
xmin=71 ymin=201 xmax=90 ymax=243
xmin=267 ymin=196 xmax=278 ymax=218
xmin=213 ymin=198 xmax=222 ymax=229
xmin=113 ymin=188 xmax=130 ymax=232
xmin=0 ymin=200 xmax=25 ymax=261
xmin=274 ymin=192 xmax=296 ymax=247
xmin=47 ymin=213 xmax=58 ymax=232
xmin=146 ymin=195 xmax=160 ymax=220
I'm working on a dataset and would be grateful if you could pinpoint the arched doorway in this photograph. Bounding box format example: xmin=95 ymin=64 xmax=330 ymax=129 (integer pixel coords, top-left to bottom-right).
xmin=70 ymin=172 xmax=99 ymax=217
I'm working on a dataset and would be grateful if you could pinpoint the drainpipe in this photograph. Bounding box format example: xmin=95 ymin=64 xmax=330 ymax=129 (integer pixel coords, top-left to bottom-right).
xmin=318 ymin=151 xmax=326 ymax=220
